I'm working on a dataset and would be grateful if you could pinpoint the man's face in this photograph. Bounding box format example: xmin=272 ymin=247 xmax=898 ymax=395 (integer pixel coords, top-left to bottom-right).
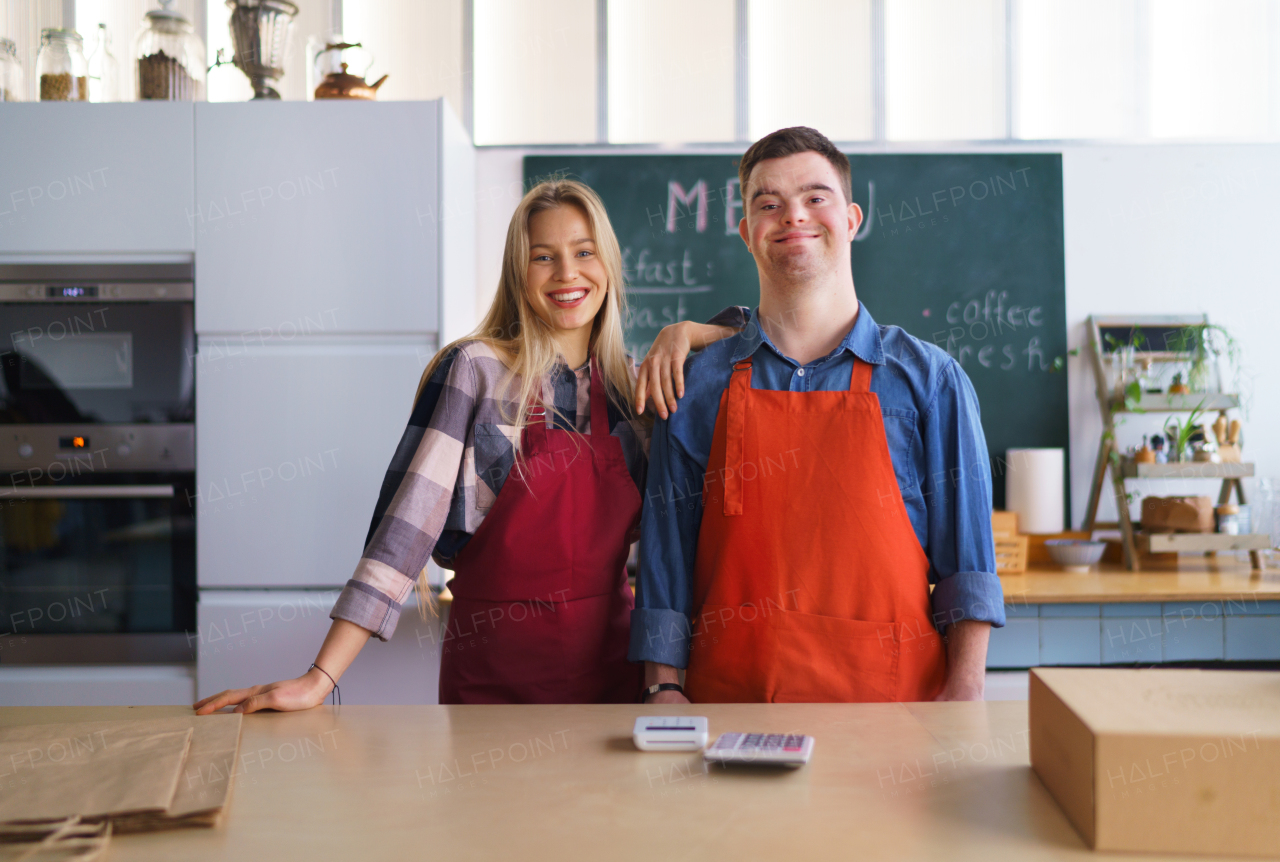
xmin=738 ymin=151 xmax=863 ymax=283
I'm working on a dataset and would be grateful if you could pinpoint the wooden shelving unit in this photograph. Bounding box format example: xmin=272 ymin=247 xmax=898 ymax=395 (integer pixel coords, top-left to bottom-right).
xmin=1117 ymin=459 xmax=1253 ymax=480
xmin=1082 ymin=315 xmax=1267 ymax=571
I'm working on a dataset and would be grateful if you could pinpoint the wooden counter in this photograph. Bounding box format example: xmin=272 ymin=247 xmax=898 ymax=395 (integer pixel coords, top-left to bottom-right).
xmin=0 ymin=702 xmax=1262 ymax=862
xmin=1001 ymin=558 xmax=1280 ymax=605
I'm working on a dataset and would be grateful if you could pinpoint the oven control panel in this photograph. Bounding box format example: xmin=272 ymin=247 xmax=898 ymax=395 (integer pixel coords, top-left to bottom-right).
xmin=0 ymin=425 xmax=193 ymax=473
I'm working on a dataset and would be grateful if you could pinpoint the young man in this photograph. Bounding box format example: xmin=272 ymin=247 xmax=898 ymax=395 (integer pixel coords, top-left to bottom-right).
xmin=631 ymin=127 xmax=1004 ymax=705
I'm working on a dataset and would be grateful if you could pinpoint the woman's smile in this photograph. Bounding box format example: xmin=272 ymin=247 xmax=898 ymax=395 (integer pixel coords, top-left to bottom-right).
xmin=546 ymin=287 xmax=590 ymax=307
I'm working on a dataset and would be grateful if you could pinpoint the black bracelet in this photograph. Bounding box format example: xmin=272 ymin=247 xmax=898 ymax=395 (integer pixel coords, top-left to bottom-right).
xmin=641 ymin=682 xmax=684 ymax=702
xmin=309 ymin=663 xmax=341 ymax=706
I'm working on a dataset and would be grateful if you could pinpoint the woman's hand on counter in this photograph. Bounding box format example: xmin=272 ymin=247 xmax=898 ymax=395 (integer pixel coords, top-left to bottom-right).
xmin=636 ymin=321 xmax=738 ymax=419
xmin=193 ymin=670 xmax=334 ymax=715
xmin=194 ymin=618 xmax=370 ymax=715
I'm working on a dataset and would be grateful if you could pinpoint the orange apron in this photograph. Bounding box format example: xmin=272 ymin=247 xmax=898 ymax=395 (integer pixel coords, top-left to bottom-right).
xmin=684 ymin=354 xmax=947 ymax=703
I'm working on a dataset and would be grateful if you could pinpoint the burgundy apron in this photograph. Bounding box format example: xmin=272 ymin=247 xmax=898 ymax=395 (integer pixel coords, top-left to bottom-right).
xmin=438 ymin=359 xmax=643 ymax=704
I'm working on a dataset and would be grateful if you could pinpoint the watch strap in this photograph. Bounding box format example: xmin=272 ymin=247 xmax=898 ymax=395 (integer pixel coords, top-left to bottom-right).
xmin=643 ymin=682 xmax=684 ymax=701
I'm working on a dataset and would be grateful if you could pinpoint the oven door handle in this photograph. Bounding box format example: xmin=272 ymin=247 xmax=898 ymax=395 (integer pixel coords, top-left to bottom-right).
xmin=0 ymin=485 xmax=177 ymax=499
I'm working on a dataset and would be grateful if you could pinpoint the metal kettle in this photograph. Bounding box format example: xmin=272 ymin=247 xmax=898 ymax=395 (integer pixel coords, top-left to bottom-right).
xmin=313 ymin=42 xmax=386 ymax=100
xmin=314 ymin=62 xmax=387 ymax=99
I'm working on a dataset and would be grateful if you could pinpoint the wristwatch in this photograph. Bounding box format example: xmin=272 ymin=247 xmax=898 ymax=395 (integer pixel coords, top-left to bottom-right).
xmin=642 ymin=682 xmax=684 ymax=701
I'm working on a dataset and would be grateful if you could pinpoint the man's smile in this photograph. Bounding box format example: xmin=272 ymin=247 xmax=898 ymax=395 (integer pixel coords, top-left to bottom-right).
xmin=772 ymin=231 xmax=821 ymax=244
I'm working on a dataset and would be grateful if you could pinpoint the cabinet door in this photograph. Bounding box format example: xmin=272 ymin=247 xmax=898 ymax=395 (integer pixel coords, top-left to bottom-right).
xmin=196 ymin=335 xmax=432 ymax=587
xmin=0 ymin=103 xmax=194 ymax=253
xmin=196 ymin=590 xmax=441 ymax=704
xmin=194 ymin=101 xmax=438 ymax=333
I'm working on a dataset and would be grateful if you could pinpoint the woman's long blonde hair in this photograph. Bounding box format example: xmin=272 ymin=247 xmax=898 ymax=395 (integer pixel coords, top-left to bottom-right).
xmin=414 ymin=178 xmax=637 ymax=619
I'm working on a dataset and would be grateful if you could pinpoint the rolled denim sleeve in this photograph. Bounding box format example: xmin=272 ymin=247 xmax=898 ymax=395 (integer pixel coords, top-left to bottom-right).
xmin=922 ymin=360 xmax=1006 ymax=632
xmin=629 ymin=416 xmax=703 ymax=668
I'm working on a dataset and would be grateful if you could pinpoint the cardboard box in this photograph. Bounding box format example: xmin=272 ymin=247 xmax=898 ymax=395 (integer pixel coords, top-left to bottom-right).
xmin=1030 ymin=668 xmax=1280 ymax=857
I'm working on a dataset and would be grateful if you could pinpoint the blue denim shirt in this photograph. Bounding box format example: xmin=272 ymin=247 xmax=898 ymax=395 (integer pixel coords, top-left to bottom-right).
xmin=630 ymin=303 xmax=1005 ymax=668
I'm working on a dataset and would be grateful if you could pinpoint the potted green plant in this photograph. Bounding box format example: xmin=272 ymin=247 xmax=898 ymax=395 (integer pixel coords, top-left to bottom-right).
xmin=1168 ymin=323 xmax=1242 ymax=394
xmin=1163 ymin=399 xmax=1208 ymax=463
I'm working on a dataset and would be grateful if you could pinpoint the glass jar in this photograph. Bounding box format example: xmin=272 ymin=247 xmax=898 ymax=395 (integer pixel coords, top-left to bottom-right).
xmin=0 ymin=38 xmax=23 ymax=101
xmin=37 ymin=29 xmax=88 ymax=101
xmin=133 ymin=0 xmax=206 ymax=101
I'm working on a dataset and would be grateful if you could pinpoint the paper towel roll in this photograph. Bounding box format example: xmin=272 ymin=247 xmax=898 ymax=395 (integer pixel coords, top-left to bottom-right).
xmin=1005 ymin=448 xmax=1064 ymax=534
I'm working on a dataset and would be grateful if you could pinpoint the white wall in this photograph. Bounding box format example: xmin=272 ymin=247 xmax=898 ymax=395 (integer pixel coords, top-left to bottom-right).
xmin=1063 ymin=145 xmax=1280 ymax=527
xmin=476 ymin=144 xmax=1280 ymax=529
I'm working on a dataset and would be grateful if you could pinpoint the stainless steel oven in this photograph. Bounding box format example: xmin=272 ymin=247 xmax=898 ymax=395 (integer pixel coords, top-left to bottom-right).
xmin=0 ymin=262 xmax=195 ymax=664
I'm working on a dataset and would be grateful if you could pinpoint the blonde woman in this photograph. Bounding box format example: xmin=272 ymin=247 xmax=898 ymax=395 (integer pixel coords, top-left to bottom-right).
xmin=195 ymin=180 xmax=743 ymax=709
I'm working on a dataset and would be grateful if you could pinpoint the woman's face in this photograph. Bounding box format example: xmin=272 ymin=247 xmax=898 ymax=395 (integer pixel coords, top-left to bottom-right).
xmin=525 ymin=204 xmax=609 ymax=342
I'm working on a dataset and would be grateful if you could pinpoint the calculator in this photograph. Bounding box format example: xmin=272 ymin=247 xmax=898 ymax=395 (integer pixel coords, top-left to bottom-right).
xmin=632 ymin=716 xmax=710 ymax=751
xmin=702 ymin=732 xmax=815 ymax=767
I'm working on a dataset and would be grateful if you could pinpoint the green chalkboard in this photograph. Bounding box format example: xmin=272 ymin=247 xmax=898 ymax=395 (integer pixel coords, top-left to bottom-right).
xmin=525 ymin=153 xmax=1068 ymax=509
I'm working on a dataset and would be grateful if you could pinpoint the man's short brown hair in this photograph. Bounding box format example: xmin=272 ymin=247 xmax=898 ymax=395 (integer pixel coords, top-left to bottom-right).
xmin=737 ymin=126 xmax=852 ymax=205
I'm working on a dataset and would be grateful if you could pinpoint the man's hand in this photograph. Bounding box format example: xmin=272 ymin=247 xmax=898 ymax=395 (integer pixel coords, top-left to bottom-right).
xmin=642 ymin=661 xmax=690 ymax=704
xmin=933 ymin=619 xmax=990 ymax=702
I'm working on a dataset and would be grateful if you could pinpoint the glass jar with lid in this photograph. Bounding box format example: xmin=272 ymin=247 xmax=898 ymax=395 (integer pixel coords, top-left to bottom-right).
xmin=37 ymin=29 xmax=88 ymax=101
xmin=133 ymin=0 xmax=206 ymax=100
xmin=0 ymin=38 xmax=23 ymax=101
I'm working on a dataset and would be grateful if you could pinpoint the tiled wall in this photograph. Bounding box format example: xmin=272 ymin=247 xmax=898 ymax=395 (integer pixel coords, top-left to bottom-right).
xmin=987 ymin=600 xmax=1280 ymax=668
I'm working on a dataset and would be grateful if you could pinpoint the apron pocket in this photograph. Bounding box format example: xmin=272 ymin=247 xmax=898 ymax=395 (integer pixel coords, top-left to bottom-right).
xmin=769 ymin=611 xmax=901 ymax=703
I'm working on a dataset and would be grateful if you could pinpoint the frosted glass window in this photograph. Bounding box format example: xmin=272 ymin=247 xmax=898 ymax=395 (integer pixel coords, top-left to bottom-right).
xmin=344 ymin=0 xmax=463 ymax=107
xmin=1149 ymin=0 xmax=1274 ymax=139
xmin=748 ymin=0 xmax=873 ymax=141
xmin=1015 ymin=0 xmax=1139 ymax=139
xmin=885 ymin=0 xmax=1006 ymax=140
xmin=608 ymin=0 xmax=735 ymax=144
xmin=474 ymin=0 xmax=596 ymax=145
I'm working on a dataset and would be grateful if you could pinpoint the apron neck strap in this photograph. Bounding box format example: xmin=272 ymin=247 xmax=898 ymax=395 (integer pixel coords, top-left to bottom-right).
xmin=849 ymin=356 xmax=872 ymax=392
xmin=588 ymin=357 xmax=610 ymax=437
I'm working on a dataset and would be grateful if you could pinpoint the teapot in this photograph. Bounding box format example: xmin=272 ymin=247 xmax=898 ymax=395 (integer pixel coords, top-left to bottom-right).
xmin=315 ymin=62 xmax=387 ymax=99
xmin=312 ymin=42 xmax=386 ymax=100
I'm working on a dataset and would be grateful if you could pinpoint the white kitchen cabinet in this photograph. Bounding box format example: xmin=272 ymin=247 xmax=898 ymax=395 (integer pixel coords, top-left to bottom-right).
xmin=0 ymin=666 xmax=195 ymax=706
xmin=194 ymin=100 xmax=466 ymax=334
xmin=0 ymin=103 xmax=195 ymax=253
xmin=195 ymin=335 xmax=433 ymax=588
xmin=195 ymin=590 xmax=442 ymax=705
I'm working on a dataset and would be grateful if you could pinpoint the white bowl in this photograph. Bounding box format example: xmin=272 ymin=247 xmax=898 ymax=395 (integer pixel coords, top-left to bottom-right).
xmin=1045 ymin=539 xmax=1107 ymax=573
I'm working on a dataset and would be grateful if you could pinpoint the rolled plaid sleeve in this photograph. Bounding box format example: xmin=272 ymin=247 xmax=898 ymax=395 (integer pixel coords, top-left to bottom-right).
xmin=330 ymin=347 xmax=476 ymax=641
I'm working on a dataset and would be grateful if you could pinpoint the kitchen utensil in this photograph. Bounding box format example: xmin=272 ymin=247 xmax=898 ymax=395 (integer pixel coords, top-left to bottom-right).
xmin=312 ymin=40 xmax=387 ymax=99
xmin=36 ymin=29 xmax=88 ymax=101
xmin=314 ymin=61 xmax=388 ymax=99
xmin=1044 ymin=539 xmax=1107 ymax=573
xmin=226 ymin=0 xmax=298 ymax=99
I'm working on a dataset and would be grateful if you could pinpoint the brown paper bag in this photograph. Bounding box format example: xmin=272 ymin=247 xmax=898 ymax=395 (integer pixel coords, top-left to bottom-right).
xmin=0 ymin=715 xmax=243 ymax=832
xmin=0 ymin=720 xmax=193 ymax=823
xmin=110 ymin=713 xmax=243 ymax=832
xmin=0 ymin=816 xmax=111 ymax=861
